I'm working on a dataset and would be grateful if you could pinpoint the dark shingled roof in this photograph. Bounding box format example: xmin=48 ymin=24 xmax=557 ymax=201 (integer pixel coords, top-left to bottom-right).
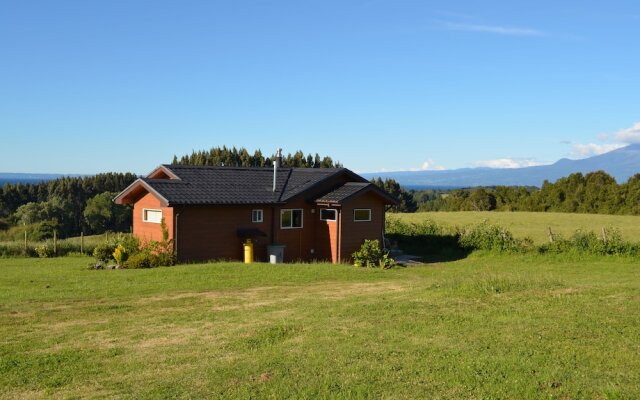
xmin=121 ymin=165 xmax=365 ymax=205
xmin=315 ymin=182 xmax=398 ymax=205
xmin=314 ymin=182 xmax=371 ymax=203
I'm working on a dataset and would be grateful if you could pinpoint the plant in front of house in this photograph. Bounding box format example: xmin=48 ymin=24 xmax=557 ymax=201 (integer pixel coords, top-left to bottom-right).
xmin=352 ymin=239 xmax=395 ymax=269
xmin=112 ymin=244 xmax=127 ymax=266
xmin=123 ymin=219 xmax=176 ymax=269
xmin=90 ymin=234 xmax=140 ymax=269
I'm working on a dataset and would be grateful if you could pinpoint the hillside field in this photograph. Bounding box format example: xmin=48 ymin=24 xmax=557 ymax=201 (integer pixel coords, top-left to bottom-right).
xmin=1 ymin=255 xmax=639 ymax=398
xmin=394 ymin=211 xmax=640 ymax=244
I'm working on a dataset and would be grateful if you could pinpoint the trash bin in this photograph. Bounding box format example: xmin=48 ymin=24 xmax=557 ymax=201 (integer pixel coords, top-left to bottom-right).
xmin=243 ymin=239 xmax=254 ymax=264
xmin=267 ymin=244 xmax=285 ymax=264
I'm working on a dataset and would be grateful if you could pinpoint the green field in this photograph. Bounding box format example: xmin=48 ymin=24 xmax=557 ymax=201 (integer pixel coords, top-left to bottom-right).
xmin=1 ymin=255 xmax=639 ymax=398
xmin=394 ymin=211 xmax=640 ymax=244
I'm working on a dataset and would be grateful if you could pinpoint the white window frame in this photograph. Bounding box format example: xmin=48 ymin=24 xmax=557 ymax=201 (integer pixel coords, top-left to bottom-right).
xmin=280 ymin=209 xmax=303 ymax=229
xmin=252 ymin=209 xmax=263 ymax=223
xmin=142 ymin=208 xmax=163 ymax=224
xmin=320 ymin=208 xmax=337 ymax=221
xmin=353 ymin=208 xmax=371 ymax=222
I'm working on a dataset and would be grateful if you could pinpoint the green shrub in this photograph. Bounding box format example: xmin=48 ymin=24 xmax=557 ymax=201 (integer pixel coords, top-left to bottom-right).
xmin=35 ymin=243 xmax=54 ymax=258
xmin=92 ymin=234 xmax=140 ymax=263
xmin=123 ymin=252 xmax=152 ymax=269
xmin=539 ymin=227 xmax=640 ymax=256
xmin=352 ymin=239 xmax=395 ymax=269
xmin=118 ymin=234 xmax=140 ymax=255
xmin=458 ymin=222 xmax=531 ymax=253
xmin=113 ymin=244 xmax=126 ymax=265
xmin=93 ymin=241 xmax=116 ymax=263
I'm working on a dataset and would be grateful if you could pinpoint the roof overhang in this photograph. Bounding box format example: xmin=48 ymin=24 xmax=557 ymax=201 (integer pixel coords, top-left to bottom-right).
xmin=148 ymin=165 xmax=181 ymax=180
xmin=315 ymin=184 xmax=399 ymax=206
xmin=113 ymin=178 xmax=170 ymax=206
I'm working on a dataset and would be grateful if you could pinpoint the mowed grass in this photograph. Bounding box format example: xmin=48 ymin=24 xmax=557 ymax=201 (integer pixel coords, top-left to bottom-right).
xmin=1 ymin=256 xmax=639 ymax=398
xmin=396 ymin=211 xmax=640 ymax=244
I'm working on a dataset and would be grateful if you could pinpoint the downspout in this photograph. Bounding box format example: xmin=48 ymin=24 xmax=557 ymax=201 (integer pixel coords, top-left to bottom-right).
xmin=337 ymin=207 xmax=342 ymax=263
xmin=174 ymin=208 xmax=181 ymax=259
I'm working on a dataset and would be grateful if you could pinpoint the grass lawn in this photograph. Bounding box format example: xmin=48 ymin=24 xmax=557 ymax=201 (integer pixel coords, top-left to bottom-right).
xmin=394 ymin=211 xmax=640 ymax=244
xmin=1 ymin=255 xmax=639 ymax=398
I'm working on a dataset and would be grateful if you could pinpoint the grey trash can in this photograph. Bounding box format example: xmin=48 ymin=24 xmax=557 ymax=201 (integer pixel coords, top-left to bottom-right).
xmin=267 ymin=244 xmax=285 ymax=264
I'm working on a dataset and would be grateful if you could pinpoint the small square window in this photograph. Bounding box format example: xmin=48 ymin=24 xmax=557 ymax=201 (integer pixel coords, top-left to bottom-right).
xmin=320 ymin=209 xmax=337 ymax=221
xmin=143 ymin=209 xmax=162 ymax=223
xmin=281 ymin=209 xmax=303 ymax=229
xmin=252 ymin=209 xmax=263 ymax=223
xmin=354 ymin=209 xmax=371 ymax=222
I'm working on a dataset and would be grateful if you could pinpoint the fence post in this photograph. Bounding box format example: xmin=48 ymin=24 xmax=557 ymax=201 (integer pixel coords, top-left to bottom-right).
xmin=547 ymin=227 xmax=554 ymax=243
xmin=24 ymin=231 xmax=27 ymax=254
xmin=81 ymin=232 xmax=84 ymax=255
xmin=53 ymin=231 xmax=57 ymax=256
xmin=602 ymin=227 xmax=608 ymax=243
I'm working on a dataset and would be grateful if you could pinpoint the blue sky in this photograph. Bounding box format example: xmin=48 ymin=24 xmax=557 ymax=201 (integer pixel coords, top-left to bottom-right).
xmin=1 ymin=0 xmax=639 ymax=174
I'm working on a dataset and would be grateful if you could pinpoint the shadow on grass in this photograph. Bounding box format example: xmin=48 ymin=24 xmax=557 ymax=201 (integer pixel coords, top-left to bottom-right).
xmin=387 ymin=233 xmax=472 ymax=263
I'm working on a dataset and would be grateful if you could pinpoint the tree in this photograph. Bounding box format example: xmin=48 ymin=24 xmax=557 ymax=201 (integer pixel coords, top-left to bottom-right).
xmin=371 ymin=178 xmax=418 ymax=213
xmin=466 ymin=188 xmax=496 ymax=211
xmin=83 ymin=192 xmax=132 ymax=234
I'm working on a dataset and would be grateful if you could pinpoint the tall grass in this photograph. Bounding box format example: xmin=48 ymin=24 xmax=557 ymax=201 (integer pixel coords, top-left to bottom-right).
xmin=0 ymin=233 xmax=123 ymax=258
xmin=386 ymin=216 xmax=640 ymax=257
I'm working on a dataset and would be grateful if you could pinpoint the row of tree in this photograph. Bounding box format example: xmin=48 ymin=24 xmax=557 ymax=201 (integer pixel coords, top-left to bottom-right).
xmin=413 ymin=171 xmax=640 ymax=215
xmin=0 ymin=173 xmax=137 ymax=238
xmin=172 ymin=146 xmax=341 ymax=168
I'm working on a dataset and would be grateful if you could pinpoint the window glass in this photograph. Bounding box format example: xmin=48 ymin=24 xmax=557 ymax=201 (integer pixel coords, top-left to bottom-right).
xmin=143 ymin=209 xmax=162 ymax=223
xmin=320 ymin=209 xmax=337 ymax=221
xmin=252 ymin=209 xmax=263 ymax=223
xmin=281 ymin=209 xmax=303 ymax=228
xmin=354 ymin=209 xmax=371 ymax=222
xmin=292 ymin=209 xmax=302 ymax=227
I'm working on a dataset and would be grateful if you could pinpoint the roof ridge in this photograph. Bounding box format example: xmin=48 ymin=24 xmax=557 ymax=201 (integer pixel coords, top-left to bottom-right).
xmin=164 ymin=164 xmax=344 ymax=172
xmin=276 ymin=169 xmax=294 ymax=202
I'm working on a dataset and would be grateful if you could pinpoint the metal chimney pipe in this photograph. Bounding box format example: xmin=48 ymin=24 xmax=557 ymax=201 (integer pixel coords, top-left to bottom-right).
xmin=273 ymin=148 xmax=282 ymax=192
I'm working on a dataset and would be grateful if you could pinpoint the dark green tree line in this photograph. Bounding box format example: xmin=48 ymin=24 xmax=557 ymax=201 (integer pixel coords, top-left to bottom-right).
xmin=413 ymin=171 xmax=640 ymax=215
xmin=171 ymin=146 xmax=341 ymax=168
xmin=0 ymin=173 xmax=137 ymax=238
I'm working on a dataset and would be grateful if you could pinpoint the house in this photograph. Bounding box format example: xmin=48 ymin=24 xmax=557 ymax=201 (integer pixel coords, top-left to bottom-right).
xmin=113 ymin=160 xmax=397 ymax=263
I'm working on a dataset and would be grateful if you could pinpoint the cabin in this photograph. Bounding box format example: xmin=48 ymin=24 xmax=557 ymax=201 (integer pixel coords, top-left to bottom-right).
xmin=113 ymin=162 xmax=397 ymax=263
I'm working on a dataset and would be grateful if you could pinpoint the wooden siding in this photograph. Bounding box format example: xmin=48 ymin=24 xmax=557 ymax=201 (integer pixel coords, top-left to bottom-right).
xmin=132 ymin=192 xmax=174 ymax=243
xmin=338 ymin=191 xmax=385 ymax=262
xmin=176 ymin=205 xmax=272 ymax=262
xmin=272 ymin=199 xmax=315 ymax=262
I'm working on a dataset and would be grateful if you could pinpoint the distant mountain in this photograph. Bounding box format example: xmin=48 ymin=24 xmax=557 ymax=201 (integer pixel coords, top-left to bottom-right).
xmin=362 ymin=144 xmax=640 ymax=188
xmin=0 ymin=173 xmax=80 ymax=186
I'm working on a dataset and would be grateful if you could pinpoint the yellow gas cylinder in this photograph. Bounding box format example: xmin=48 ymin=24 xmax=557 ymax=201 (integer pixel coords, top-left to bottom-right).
xmin=243 ymin=239 xmax=254 ymax=264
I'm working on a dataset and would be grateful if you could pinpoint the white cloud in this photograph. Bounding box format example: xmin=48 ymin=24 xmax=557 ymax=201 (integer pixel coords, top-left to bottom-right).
xmin=473 ymin=158 xmax=543 ymax=169
xmin=420 ymin=160 xmax=445 ymax=171
xmin=570 ymin=143 xmax=625 ymax=158
xmin=614 ymin=122 xmax=640 ymax=144
xmin=442 ymin=22 xmax=545 ymax=37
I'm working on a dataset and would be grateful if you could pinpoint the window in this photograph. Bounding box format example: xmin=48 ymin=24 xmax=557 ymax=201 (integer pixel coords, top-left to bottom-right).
xmin=281 ymin=209 xmax=303 ymax=229
xmin=353 ymin=209 xmax=371 ymax=222
xmin=143 ymin=209 xmax=162 ymax=223
xmin=320 ymin=209 xmax=337 ymax=221
xmin=252 ymin=209 xmax=263 ymax=223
